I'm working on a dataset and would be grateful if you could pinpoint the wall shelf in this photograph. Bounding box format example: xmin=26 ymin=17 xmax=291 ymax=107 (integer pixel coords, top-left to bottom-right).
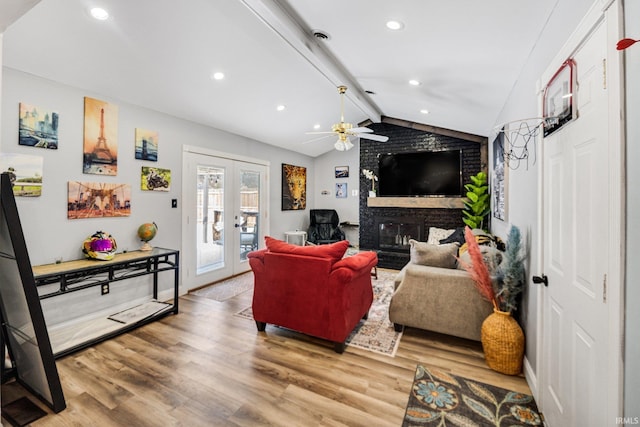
xmin=367 ymin=197 xmax=465 ymax=209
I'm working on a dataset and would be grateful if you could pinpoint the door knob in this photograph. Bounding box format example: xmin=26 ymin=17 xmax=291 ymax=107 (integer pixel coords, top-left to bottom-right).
xmin=532 ymin=275 xmax=548 ymax=287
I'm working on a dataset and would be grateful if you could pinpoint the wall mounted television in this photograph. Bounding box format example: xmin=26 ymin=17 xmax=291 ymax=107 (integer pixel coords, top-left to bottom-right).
xmin=377 ymin=150 xmax=463 ymax=197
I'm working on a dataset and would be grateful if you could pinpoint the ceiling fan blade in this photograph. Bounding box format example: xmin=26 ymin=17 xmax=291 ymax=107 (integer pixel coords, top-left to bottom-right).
xmin=358 ymin=133 xmax=389 ymax=142
xmin=305 ymin=131 xmax=335 ymax=135
xmin=350 ymin=127 xmax=373 ymax=133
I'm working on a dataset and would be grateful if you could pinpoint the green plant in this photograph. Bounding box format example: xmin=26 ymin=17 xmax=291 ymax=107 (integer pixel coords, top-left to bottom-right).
xmin=496 ymin=225 xmax=526 ymax=313
xmin=457 ymin=225 xmax=527 ymax=314
xmin=463 ymin=171 xmax=490 ymax=230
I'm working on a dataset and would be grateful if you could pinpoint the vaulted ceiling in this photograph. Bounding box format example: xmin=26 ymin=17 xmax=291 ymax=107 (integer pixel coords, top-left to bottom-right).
xmin=1 ymin=0 xmax=559 ymax=157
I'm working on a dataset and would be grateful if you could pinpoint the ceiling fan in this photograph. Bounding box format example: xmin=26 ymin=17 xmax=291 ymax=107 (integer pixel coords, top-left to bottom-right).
xmin=307 ymin=85 xmax=389 ymax=151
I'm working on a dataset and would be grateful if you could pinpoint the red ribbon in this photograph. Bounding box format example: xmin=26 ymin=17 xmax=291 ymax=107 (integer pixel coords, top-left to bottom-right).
xmin=617 ymin=38 xmax=639 ymax=50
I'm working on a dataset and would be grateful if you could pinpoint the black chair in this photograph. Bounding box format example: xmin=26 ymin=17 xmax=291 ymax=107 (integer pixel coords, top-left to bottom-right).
xmin=240 ymin=212 xmax=259 ymax=252
xmin=307 ymin=209 xmax=346 ymax=245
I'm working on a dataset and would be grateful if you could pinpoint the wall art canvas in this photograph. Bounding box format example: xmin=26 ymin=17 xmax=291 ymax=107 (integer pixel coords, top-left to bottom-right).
xmin=83 ymin=97 xmax=118 ymax=175
xmin=135 ymin=128 xmax=158 ymax=161
xmin=492 ymin=130 xmax=508 ymax=221
xmin=335 ymin=182 xmax=347 ymax=198
xmin=67 ymin=181 xmax=131 ymax=219
xmin=141 ymin=166 xmax=171 ymax=191
xmin=335 ymin=166 xmax=349 ymax=178
xmin=0 ymin=153 xmax=44 ymax=197
xmin=281 ymin=163 xmax=306 ymax=210
xmin=19 ymin=103 xmax=59 ymax=149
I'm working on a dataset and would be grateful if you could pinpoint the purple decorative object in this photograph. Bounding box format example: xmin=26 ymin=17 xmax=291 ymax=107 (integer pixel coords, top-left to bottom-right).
xmin=82 ymin=230 xmax=117 ymax=260
xmin=91 ymin=239 xmax=114 ymax=252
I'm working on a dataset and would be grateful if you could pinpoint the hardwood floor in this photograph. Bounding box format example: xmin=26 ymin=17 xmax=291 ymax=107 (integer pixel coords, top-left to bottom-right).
xmin=2 ymin=270 xmax=531 ymax=426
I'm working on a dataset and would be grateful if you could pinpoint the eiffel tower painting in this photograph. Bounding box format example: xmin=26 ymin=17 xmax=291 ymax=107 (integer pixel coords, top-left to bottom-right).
xmin=83 ymin=97 xmax=118 ymax=175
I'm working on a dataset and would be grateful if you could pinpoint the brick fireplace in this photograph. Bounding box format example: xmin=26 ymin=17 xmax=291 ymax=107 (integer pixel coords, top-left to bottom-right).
xmin=359 ymin=117 xmax=487 ymax=269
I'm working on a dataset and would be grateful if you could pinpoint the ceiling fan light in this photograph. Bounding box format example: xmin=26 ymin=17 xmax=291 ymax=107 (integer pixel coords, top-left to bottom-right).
xmin=334 ymin=140 xmax=346 ymax=151
xmin=344 ymin=139 xmax=354 ymax=150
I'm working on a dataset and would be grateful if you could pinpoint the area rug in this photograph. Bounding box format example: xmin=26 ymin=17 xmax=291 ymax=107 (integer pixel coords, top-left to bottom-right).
xmin=191 ymin=271 xmax=254 ymax=301
xmin=235 ymin=269 xmax=403 ymax=356
xmin=403 ymin=365 xmax=542 ymax=426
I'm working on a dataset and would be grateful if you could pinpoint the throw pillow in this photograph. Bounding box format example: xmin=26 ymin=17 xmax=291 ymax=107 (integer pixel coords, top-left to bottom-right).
xmin=459 ymin=229 xmax=506 ymax=254
xmin=426 ymin=227 xmax=456 ymax=245
xmin=409 ymin=239 xmax=459 ymax=269
xmin=456 ymin=245 xmax=504 ymax=274
xmin=439 ymin=227 xmax=465 ymax=245
xmin=264 ymin=236 xmax=349 ymax=263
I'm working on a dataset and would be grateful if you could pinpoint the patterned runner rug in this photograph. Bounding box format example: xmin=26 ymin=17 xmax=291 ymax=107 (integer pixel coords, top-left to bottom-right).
xmin=234 ymin=268 xmax=403 ymax=356
xmin=403 ymin=365 xmax=542 ymax=426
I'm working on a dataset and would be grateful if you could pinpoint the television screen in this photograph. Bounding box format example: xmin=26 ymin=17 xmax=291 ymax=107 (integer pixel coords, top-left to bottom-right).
xmin=378 ymin=150 xmax=462 ymax=197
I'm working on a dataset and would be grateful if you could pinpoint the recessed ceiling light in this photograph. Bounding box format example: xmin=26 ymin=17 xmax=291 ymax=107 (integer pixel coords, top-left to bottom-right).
xmin=211 ymin=72 xmax=225 ymax=80
xmin=386 ymin=20 xmax=404 ymax=30
xmin=313 ymin=124 xmax=321 ymax=130
xmin=276 ymin=105 xmax=286 ymax=111
xmin=409 ymin=79 xmax=421 ymax=86
xmin=420 ymin=109 xmax=430 ymax=115
xmin=90 ymin=7 xmax=109 ymax=20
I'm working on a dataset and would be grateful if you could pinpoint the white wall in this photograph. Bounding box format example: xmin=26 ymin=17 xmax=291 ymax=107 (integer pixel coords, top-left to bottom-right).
xmin=312 ymin=142 xmax=360 ymax=243
xmin=1 ymin=68 xmax=315 ymax=268
xmin=490 ymin=0 xmax=594 ymax=388
xmin=624 ymin=0 xmax=640 ymax=417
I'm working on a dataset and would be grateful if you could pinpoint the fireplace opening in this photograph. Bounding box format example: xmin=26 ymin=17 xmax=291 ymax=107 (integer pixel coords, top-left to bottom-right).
xmin=376 ymin=218 xmax=422 ymax=252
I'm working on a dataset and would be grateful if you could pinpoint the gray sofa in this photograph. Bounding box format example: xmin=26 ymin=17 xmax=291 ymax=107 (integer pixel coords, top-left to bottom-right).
xmin=388 ymin=239 xmax=495 ymax=341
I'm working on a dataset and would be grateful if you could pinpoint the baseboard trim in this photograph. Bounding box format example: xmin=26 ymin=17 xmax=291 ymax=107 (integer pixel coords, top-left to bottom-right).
xmin=523 ymin=355 xmax=538 ymax=401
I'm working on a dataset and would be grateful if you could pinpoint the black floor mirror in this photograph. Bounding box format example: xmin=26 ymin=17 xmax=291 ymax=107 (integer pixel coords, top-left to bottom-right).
xmin=0 ymin=172 xmax=66 ymax=413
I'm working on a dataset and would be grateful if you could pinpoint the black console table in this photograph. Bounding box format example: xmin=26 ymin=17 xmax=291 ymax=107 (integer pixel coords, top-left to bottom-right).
xmin=32 ymin=247 xmax=179 ymax=358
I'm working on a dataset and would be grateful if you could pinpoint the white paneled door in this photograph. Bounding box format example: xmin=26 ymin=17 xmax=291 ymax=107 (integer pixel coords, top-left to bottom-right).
xmin=182 ymin=149 xmax=268 ymax=291
xmin=540 ymin=16 xmax=620 ymax=426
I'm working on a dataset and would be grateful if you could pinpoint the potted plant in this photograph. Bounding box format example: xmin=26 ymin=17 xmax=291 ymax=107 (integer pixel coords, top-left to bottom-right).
xmin=362 ymin=169 xmax=378 ymax=197
xmin=457 ymin=225 xmax=526 ymax=375
xmin=462 ymin=171 xmax=490 ymax=231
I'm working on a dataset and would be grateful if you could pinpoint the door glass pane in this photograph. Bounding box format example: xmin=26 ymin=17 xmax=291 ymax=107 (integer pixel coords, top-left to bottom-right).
xmin=197 ymin=165 xmax=224 ymax=273
xmin=239 ymin=170 xmax=260 ymax=261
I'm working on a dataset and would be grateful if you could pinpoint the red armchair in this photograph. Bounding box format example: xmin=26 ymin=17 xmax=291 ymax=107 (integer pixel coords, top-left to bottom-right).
xmin=248 ymin=237 xmax=378 ymax=353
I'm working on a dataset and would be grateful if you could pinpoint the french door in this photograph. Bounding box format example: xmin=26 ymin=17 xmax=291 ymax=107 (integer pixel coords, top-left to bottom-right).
xmin=182 ymin=147 xmax=268 ymax=291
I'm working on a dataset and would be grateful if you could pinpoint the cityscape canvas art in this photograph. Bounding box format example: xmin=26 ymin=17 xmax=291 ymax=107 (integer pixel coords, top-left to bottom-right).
xmin=83 ymin=97 xmax=118 ymax=175
xmin=19 ymin=103 xmax=59 ymax=149
xmin=67 ymin=181 xmax=131 ymax=219
xmin=135 ymin=128 xmax=158 ymax=161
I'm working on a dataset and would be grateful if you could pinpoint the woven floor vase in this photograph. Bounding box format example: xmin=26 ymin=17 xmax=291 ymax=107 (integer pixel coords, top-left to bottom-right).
xmin=481 ymin=309 xmax=525 ymax=375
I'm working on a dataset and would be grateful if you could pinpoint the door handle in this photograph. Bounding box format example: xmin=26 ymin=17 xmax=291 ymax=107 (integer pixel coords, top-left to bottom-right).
xmin=532 ymin=275 xmax=548 ymax=287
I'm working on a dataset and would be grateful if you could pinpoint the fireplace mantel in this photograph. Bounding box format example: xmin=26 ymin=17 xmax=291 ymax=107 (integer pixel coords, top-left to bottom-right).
xmin=367 ymin=197 xmax=465 ymax=209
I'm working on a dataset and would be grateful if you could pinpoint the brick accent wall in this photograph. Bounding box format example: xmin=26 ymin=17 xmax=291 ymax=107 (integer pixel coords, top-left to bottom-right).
xmin=359 ymin=121 xmax=486 ymax=269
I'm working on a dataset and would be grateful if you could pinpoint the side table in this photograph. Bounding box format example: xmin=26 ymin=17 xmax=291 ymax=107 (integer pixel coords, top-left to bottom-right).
xmin=284 ymin=230 xmax=307 ymax=246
